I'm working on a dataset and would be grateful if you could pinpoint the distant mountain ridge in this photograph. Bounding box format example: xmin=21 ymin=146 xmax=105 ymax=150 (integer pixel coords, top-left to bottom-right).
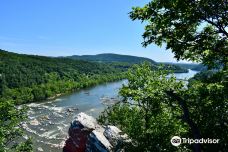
xmin=66 ymin=53 xmax=201 ymax=73
xmin=67 ymin=53 xmax=157 ymax=64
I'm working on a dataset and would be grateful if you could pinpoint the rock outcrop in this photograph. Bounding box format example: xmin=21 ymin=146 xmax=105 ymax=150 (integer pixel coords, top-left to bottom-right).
xmin=63 ymin=112 xmax=129 ymax=152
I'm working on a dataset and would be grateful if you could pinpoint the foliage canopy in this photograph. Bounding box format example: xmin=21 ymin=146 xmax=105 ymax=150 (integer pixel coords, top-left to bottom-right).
xmin=130 ymin=0 xmax=228 ymax=68
xmin=100 ymin=1 xmax=228 ymax=152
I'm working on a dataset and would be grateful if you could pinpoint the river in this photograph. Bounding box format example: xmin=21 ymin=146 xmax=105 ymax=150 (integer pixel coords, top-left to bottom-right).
xmin=23 ymin=69 xmax=198 ymax=152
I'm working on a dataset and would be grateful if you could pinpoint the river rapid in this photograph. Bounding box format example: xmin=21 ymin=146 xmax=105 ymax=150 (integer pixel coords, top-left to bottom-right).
xmin=22 ymin=69 xmax=198 ymax=152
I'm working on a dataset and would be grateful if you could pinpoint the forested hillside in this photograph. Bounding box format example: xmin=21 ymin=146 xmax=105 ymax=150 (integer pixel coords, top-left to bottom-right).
xmin=0 ymin=50 xmax=125 ymax=104
xmin=67 ymin=53 xmax=188 ymax=73
xmin=67 ymin=53 xmax=157 ymax=64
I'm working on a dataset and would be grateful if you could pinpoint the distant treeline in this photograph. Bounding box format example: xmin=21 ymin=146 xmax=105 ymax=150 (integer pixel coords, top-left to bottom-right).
xmin=161 ymin=62 xmax=207 ymax=71
xmin=0 ymin=50 xmax=126 ymax=104
xmin=67 ymin=53 xmax=189 ymax=73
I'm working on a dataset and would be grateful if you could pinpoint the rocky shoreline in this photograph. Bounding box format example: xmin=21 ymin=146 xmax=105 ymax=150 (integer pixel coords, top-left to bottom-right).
xmin=21 ymin=101 xmax=79 ymax=151
xmin=21 ymin=95 xmax=123 ymax=152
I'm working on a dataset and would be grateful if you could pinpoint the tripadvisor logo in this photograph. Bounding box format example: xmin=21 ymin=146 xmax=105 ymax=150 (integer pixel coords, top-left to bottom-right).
xmin=171 ymin=136 xmax=220 ymax=146
xmin=171 ymin=136 xmax=181 ymax=146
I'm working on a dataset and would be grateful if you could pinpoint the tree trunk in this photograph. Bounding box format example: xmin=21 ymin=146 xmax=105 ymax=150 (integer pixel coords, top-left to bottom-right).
xmin=166 ymin=90 xmax=201 ymax=152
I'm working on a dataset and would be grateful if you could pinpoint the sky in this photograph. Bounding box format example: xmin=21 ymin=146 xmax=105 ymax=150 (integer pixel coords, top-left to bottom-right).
xmin=0 ymin=0 xmax=187 ymax=63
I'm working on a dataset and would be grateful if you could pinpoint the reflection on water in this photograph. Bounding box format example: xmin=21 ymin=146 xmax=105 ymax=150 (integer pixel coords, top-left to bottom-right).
xmin=167 ymin=69 xmax=198 ymax=80
xmin=24 ymin=70 xmax=198 ymax=151
xmin=175 ymin=69 xmax=198 ymax=80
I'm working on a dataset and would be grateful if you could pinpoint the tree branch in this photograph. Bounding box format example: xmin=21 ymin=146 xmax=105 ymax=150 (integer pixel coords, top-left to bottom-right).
xmin=202 ymin=17 xmax=228 ymax=38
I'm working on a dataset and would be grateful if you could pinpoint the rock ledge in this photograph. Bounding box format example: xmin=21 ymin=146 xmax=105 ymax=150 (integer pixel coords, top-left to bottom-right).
xmin=63 ymin=112 xmax=129 ymax=152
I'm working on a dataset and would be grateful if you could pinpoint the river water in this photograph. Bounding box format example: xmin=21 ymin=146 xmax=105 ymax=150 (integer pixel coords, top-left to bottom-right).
xmin=23 ymin=69 xmax=198 ymax=152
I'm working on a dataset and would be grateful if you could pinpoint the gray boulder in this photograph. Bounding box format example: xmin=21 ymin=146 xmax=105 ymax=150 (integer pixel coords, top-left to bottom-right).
xmin=63 ymin=112 xmax=130 ymax=152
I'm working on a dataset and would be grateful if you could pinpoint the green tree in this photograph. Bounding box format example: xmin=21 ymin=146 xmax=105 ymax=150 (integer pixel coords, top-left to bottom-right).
xmin=130 ymin=0 xmax=228 ymax=68
xmin=0 ymin=74 xmax=6 ymax=96
xmin=129 ymin=1 xmax=228 ymax=151
xmin=0 ymin=100 xmax=32 ymax=152
xmin=99 ymin=63 xmax=190 ymax=151
xmin=100 ymin=1 xmax=227 ymax=152
xmin=15 ymin=138 xmax=33 ymax=152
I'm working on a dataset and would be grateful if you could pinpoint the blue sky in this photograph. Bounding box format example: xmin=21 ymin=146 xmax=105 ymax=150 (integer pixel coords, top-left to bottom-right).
xmin=0 ymin=0 xmax=186 ymax=62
